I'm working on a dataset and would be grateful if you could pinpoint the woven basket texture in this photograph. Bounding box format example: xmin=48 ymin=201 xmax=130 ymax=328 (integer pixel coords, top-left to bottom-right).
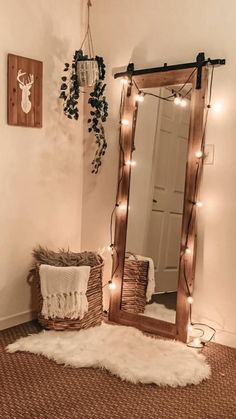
xmin=31 ymin=247 xmax=103 ymax=331
xmin=121 ymin=259 xmax=149 ymax=314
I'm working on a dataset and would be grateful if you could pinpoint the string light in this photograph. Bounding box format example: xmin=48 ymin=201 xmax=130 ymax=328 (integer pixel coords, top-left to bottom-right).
xmin=187 ymin=296 xmax=194 ymax=304
xmin=108 ymin=280 xmax=116 ymax=290
xmin=125 ymin=160 xmax=136 ymax=166
xmin=192 ymin=337 xmax=203 ymax=348
xmin=185 ymin=247 xmax=191 ymax=255
xmin=135 ymin=92 xmax=145 ymax=102
xmin=112 ymin=63 xmax=220 ymax=346
xmin=107 ymin=244 xmax=114 ymax=253
xmin=133 ymin=68 xmax=214 ymax=345
xmin=132 ymin=68 xmax=197 ymax=105
xmin=174 ymin=95 xmax=181 ymax=105
xmin=195 ymin=150 xmax=203 ymax=158
xmin=120 ymin=68 xmax=199 ymax=335
xmin=173 ymin=94 xmax=188 ymax=107
xmin=180 ymin=98 xmax=187 ymax=107
xmin=120 ymin=77 xmax=128 ymax=85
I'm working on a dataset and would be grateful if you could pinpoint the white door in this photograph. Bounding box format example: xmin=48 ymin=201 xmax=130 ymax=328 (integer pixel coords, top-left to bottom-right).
xmin=146 ymin=88 xmax=191 ymax=292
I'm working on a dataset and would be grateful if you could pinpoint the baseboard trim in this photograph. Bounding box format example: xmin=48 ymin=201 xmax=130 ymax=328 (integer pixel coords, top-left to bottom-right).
xmin=1 ymin=311 xmax=235 ymax=348
xmin=0 ymin=310 xmax=37 ymax=331
xmin=214 ymin=329 xmax=236 ymax=348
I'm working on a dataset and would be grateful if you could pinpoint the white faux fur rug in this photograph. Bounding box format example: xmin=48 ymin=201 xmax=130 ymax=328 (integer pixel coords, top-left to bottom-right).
xmin=144 ymin=302 xmax=176 ymax=323
xmin=6 ymin=323 xmax=210 ymax=387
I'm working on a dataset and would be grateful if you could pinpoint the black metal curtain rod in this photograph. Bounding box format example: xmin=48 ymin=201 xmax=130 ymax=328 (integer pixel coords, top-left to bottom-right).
xmin=114 ymin=53 xmax=225 ymax=80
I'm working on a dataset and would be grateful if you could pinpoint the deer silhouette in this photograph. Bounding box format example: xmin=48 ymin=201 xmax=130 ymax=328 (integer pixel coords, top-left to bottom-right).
xmin=17 ymin=69 xmax=34 ymax=114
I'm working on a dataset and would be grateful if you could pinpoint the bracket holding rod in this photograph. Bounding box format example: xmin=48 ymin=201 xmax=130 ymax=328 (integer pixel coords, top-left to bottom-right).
xmin=114 ymin=52 xmax=225 ymax=90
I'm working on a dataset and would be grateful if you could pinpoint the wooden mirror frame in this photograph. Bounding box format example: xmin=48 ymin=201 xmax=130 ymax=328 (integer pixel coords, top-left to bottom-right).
xmin=109 ymin=65 xmax=208 ymax=342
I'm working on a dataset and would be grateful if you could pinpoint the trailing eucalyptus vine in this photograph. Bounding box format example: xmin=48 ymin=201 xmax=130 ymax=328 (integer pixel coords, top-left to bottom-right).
xmin=59 ymin=49 xmax=108 ymax=174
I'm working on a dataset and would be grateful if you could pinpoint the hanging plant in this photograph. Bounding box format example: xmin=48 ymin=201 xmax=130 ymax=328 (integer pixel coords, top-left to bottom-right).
xmin=59 ymin=1 xmax=108 ymax=174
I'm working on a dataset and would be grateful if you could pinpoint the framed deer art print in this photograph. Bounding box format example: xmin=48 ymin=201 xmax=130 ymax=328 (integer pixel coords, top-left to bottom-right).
xmin=7 ymin=54 xmax=43 ymax=128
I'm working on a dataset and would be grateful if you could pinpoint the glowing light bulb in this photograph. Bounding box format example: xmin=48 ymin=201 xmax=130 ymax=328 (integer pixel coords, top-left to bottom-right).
xmin=188 ymin=324 xmax=193 ymax=332
xmin=125 ymin=160 xmax=136 ymax=166
xmin=107 ymin=245 xmax=113 ymax=252
xmin=135 ymin=92 xmax=144 ymax=102
xmin=174 ymin=96 xmax=181 ymax=105
xmin=185 ymin=247 xmax=191 ymax=255
xmin=108 ymin=281 xmax=116 ymax=290
xmin=193 ymin=337 xmax=202 ymax=347
xmin=120 ymin=78 xmax=128 ymax=85
xmin=195 ymin=151 xmax=203 ymax=158
xmin=119 ymin=203 xmax=127 ymax=210
xmin=212 ymin=103 xmax=222 ymax=113
xmin=196 ymin=201 xmax=203 ymax=208
xmin=187 ymin=296 xmax=194 ymax=304
xmin=180 ymin=98 xmax=187 ymax=107
xmin=121 ymin=119 xmax=129 ymax=126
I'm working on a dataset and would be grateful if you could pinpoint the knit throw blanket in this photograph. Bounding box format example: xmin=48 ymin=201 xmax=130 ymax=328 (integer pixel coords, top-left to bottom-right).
xmin=39 ymin=265 xmax=91 ymax=320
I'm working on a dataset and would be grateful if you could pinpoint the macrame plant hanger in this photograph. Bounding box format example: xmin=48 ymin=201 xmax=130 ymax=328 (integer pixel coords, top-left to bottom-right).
xmin=77 ymin=0 xmax=99 ymax=87
xmin=81 ymin=0 xmax=94 ymax=58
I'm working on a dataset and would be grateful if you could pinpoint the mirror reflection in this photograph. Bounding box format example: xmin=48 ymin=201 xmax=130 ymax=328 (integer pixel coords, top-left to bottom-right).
xmin=121 ymin=84 xmax=192 ymax=324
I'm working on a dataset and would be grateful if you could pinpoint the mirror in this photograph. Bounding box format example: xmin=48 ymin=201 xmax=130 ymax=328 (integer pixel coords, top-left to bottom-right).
xmin=122 ymin=85 xmax=192 ymax=325
xmin=109 ymin=64 xmax=208 ymax=342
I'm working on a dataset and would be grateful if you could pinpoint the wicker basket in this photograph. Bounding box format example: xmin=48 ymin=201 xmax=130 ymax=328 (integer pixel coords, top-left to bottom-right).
xmin=121 ymin=257 xmax=149 ymax=314
xmin=34 ymin=262 xmax=103 ymax=331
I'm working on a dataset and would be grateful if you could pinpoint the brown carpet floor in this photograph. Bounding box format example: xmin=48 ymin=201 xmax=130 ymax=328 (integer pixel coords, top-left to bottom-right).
xmin=0 ymin=321 xmax=235 ymax=419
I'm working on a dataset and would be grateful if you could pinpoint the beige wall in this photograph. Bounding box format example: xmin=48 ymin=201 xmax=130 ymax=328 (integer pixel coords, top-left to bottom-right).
xmin=1 ymin=0 xmax=235 ymax=347
xmin=0 ymin=0 xmax=84 ymax=329
xmin=82 ymin=0 xmax=236 ymax=346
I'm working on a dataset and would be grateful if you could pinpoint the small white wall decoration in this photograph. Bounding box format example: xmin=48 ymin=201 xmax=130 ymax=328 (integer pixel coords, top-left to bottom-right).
xmin=17 ymin=69 xmax=34 ymax=114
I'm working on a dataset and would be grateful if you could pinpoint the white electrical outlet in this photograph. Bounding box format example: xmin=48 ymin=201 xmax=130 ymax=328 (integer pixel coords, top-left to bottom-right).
xmin=204 ymin=144 xmax=215 ymax=165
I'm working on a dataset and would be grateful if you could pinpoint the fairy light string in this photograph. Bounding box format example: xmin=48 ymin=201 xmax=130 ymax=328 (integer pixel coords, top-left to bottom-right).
xmin=106 ymin=65 xmax=218 ymax=346
xmin=133 ymin=65 xmax=217 ymax=346
xmin=108 ymin=68 xmax=198 ymax=290
xmin=104 ymin=83 xmax=128 ymax=292
xmin=132 ymin=67 xmax=197 ymax=105
xmin=182 ymin=65 xmax=217 ymax=347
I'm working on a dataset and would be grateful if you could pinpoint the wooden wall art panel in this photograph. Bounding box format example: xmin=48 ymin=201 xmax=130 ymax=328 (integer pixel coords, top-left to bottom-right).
xmin=7 ymin=54 xmax=43 ymax=128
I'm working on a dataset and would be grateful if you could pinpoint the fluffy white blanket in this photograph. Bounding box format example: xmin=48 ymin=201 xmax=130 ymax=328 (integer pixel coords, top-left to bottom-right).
xmin=6 ymin=324 xmax=210 ymax=387
xmin=39 ymin=264 xmax=90 ymax=319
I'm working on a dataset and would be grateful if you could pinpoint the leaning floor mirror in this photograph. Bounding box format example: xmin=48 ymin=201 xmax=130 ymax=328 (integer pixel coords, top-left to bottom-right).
xmin=109 ymin=56 xmax=222 ymax=342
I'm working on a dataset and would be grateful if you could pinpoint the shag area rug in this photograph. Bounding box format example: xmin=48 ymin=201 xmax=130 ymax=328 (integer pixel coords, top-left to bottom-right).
xmin=6 ymin=323 xmax=210 ymax=387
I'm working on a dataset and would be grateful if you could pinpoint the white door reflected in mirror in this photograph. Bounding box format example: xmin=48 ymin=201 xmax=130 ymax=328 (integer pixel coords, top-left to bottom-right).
xmin=122 ymin=85 xmax=192 ymax=324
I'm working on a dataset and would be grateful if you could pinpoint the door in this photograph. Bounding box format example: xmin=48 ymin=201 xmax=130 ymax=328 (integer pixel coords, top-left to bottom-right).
xmin=146 ymin=87 xmax=191 ymax=292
